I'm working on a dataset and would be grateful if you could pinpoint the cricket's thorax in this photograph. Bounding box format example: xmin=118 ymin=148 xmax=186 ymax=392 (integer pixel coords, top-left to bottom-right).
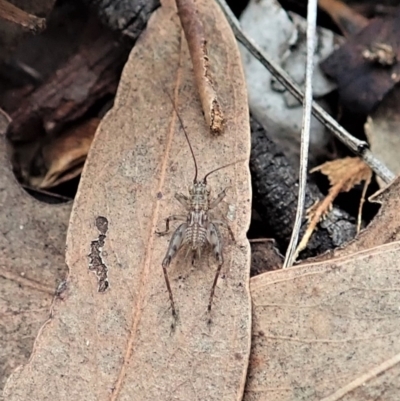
xmin=188 ymin=181 xmax=211 ymax=210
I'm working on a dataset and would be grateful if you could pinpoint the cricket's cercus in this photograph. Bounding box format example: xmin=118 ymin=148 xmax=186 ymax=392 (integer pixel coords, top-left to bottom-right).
xmin=88 ymin=216 xmax=109 ymax=292
xmin=157 ymin=92 xmax=238 ymax=321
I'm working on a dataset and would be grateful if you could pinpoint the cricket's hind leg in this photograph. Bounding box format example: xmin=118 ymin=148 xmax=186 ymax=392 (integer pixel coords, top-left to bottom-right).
xmin=206 ymin=223 xmax=224 ymax=315
xmin=161 ymin=222 xmax=187 ymax=320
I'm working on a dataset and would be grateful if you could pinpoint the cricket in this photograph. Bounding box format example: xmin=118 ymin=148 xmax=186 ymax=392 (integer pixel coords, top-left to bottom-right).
xmin=157 ymin=92 xmax=237 ymax=319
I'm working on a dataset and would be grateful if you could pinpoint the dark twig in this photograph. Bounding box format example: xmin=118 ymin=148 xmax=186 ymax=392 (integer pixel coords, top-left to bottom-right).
xmin=0 ymin=0 xmax=46 ymax=33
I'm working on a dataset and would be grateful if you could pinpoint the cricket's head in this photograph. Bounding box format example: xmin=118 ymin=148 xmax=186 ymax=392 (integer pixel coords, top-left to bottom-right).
xmin=189 ymin=179 xmax=211 ymax=197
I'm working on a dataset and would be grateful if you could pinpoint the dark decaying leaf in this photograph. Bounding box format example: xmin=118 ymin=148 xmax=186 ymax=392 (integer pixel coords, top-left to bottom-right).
xmin=321 ymin=6 xmax=400 ymax=115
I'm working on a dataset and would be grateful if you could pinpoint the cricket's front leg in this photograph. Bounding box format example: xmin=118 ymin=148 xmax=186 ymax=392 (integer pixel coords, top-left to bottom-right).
xmin=206 ymin=222 xmax=224 ymax=313
xmin=209 ymin=186 xmax=230 ymax=209
xmin=175 ymin=192 xmax=191 ymax=209
xmin=161 ymin=223 xmax=187 ymax=318
xmin=156 ymin=215 xmax=186 ymax=236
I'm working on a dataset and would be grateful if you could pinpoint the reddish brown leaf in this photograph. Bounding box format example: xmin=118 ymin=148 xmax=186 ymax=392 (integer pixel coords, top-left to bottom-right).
xmin=29 ymin=118 xmax=100 ymax=189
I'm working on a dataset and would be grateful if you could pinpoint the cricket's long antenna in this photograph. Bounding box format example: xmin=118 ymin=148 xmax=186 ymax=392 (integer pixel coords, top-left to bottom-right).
xmin=203 ymin=160 xmax=244 ymax=182
xmin=165 ymin=90 xmax=198 ymax=183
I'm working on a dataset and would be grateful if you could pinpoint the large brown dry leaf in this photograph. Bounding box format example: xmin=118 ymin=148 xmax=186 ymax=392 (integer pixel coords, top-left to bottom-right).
xmin=0 ymin=109 xmax=70 ymax=393
xmin=4 ymin=1 xmax=252 ymax=400
xmin=245 ymin=241 xmax=400 ymax=401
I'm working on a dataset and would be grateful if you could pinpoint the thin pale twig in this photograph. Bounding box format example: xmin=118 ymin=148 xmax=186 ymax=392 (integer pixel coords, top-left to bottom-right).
xmin=215 ymin=0 xmax=395 ymax=184
xmin=283 ymin=0 xmax=317 ymax=268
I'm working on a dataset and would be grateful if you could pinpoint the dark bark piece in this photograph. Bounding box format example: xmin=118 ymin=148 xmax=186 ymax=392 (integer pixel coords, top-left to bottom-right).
xmin=250 ymin=116 xmax=356 ymax=258
xmin=7 ymin=22 xmax=131 ymax=142
xmin=83 ymin=0 xmax=160 ymax=39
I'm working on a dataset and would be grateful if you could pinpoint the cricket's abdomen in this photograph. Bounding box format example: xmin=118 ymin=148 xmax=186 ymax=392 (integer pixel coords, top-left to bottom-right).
xmin=186 ymin=210 xmax=208 ymax=250
xmin=185 ymin=224 xmax=207 ymax=250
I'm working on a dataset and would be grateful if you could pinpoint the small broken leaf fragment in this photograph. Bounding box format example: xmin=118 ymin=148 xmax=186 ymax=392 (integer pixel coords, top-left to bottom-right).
xmin=176 ymin=0 xmax=224 ymax=135
xmin=296 ymin=157 xmax=372 ymax=256
xmin=362 ymin=42 xmax=397 ymax=66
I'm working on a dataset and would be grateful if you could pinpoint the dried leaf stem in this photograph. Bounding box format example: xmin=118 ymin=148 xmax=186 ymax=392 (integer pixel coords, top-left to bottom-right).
xmin=176 ymin=0 xmax=224 ymax=135
xmin=282 ymin=0 xmax=317 ymax=268
xmin=215 ymin=0 xmax=395 ymax=184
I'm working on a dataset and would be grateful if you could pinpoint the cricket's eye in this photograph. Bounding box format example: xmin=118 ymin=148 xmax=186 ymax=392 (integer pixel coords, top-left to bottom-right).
xmin=188 ymin=186 xmax=193 ymax=194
